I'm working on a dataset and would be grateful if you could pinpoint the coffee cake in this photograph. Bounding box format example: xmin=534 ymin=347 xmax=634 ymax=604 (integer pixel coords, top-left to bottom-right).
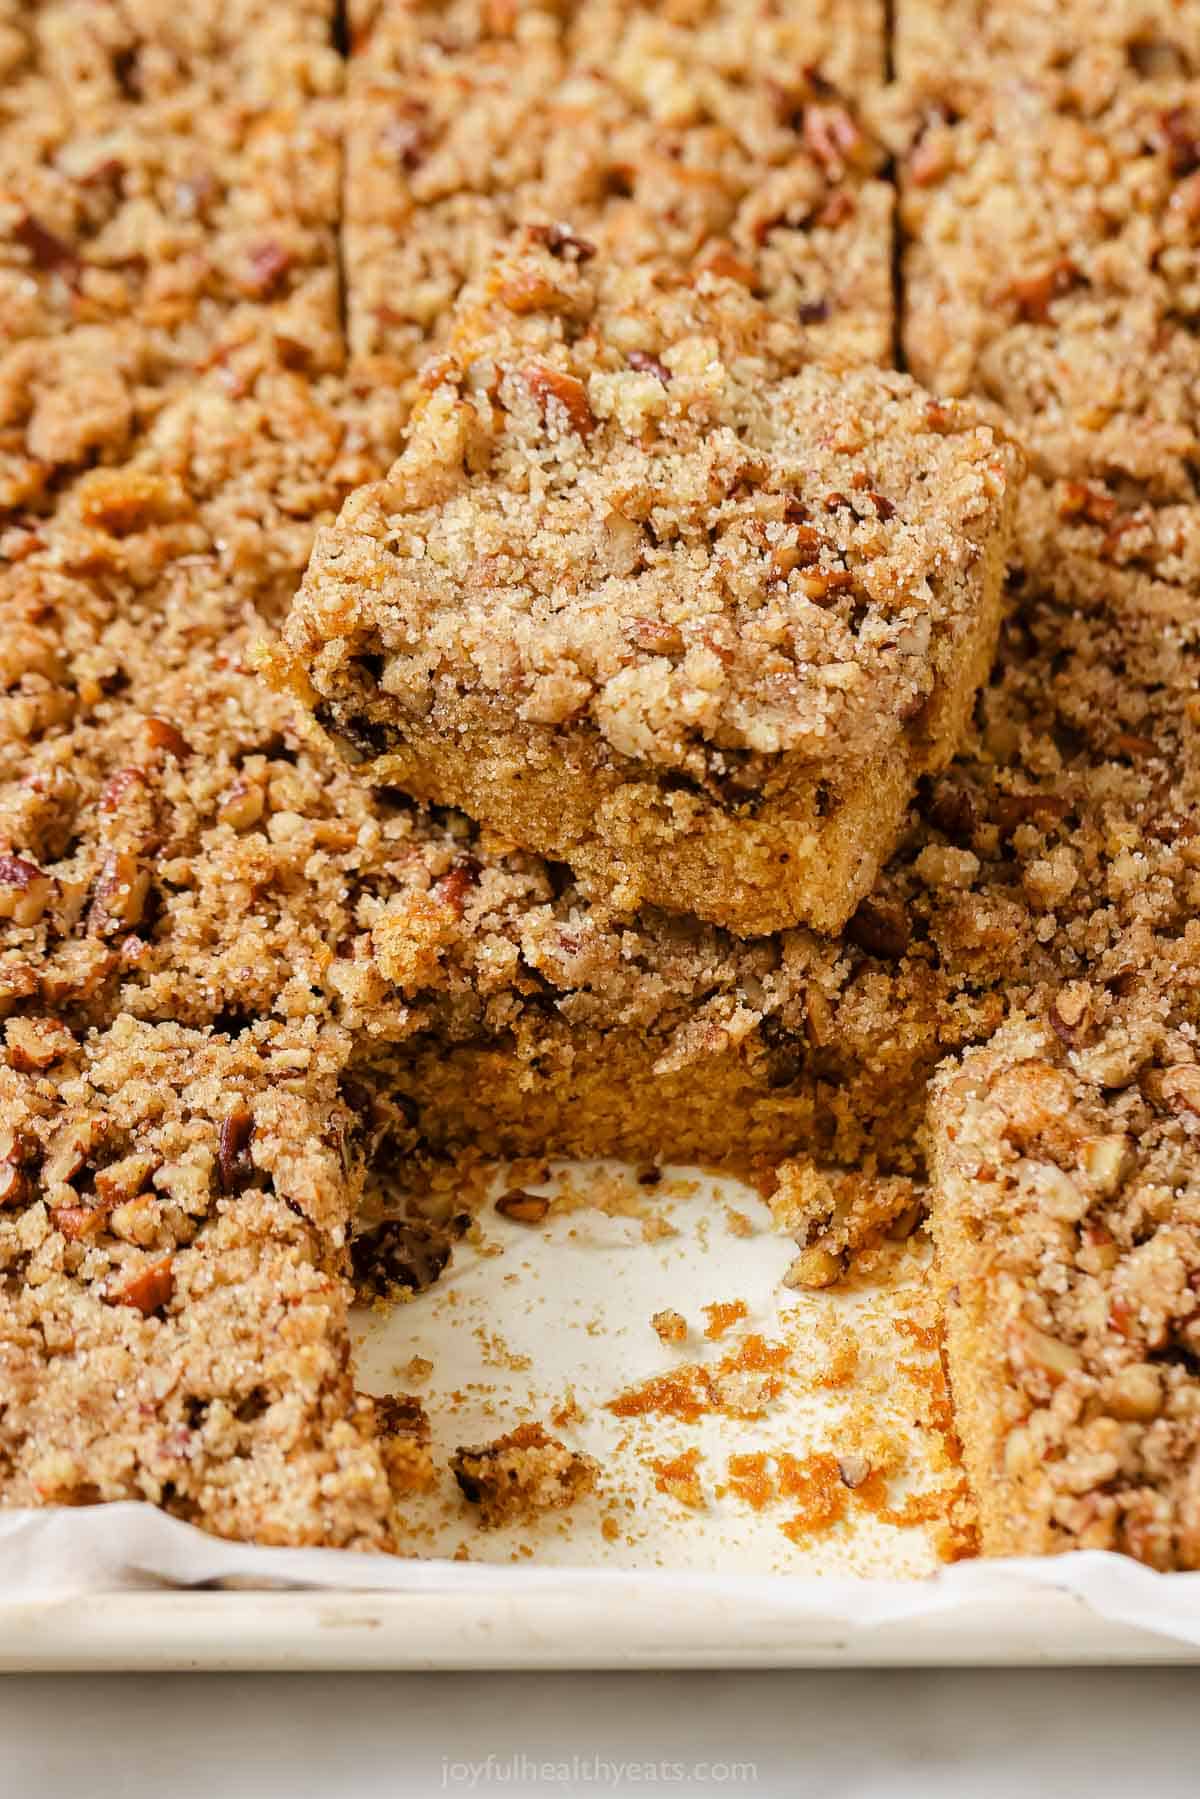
xmin=277 ymin=235 xmax=1018 ymax=935
xmin=2 ymin=0 xmax=1197 ymax=1566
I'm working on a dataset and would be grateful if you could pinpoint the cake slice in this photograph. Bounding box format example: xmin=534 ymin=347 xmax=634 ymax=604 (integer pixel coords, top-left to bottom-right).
xmin=929 ymin=999 xmax=1200 ymax=1568
xmin=278 ymin=240 xmax=1020 ymax=937
xmin=0 ymin=1012 xmax=417 ymax=1546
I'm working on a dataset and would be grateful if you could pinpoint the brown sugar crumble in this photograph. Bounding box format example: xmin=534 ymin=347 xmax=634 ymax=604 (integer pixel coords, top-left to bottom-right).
xmin=450 ymin=1423 xmax=599 ymax=1528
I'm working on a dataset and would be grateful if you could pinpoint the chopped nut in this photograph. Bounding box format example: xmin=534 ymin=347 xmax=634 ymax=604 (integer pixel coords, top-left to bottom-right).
xmin=495 ymin=1189 xmax=550 ymax=1225
xmin=217 ymin=1103 xmax=255 ymax=1194
xmin=624 ymin=616 xmax=683 ymax=655
xmin=1108 ymin=1363 xmax=1163 ymax=1423
xmin=527 ymin=222 xmax=596 ymax=262
xmin=783 ymin=1245 xmax=843 ymax=1289
xmin=77 ymin=470 xmax=178 ymax=536
xmin=12 ymin=213 xmax=79 ymax=279
xmin=43 ymin=1118 xmax=103 ymax=1189
xmin=522 ymin=363 xmax=595 ymax=438
xmin=799 ymin=568 xmax=855 ymax=603
xmin=109 ymin=1255 xmax=174 ymax=1317
xmin=0 ymin=1164 xmax=29 ymax=1209
xmin=1162 ymin=1066 xmax=1200 ymax=1118
xmin=700 ymin=245 xmax=758 ymax=287
xmin=243 ymin=241 xmax=293 ymax=298
xmin=5 ymin=1015 xmax=75 ymax=1073
xmin=837 ymin=1453 xmax=871 ymax=1489
xmin=1058 ymin=481 xmax=1117 ymax=526
xmin=90 ymin=852 xmax=150 ymax=933
xmin=1008 ymin=1320 xmax=1082 ymax=1384
xmin=109 ymin=1196 xmax=159 ymax=1247
xmin=52 ymin=1203 xmax=105 ymax=1240
xmin=218 ymin=780 xmax=265 ymax=831
xmin=802 ymin=103 xmax=863 ymax=175
xmin=1048 ymin=983 xmax=1094 ymax=1047
xmin=138 ymin=717 xmax=191 ymax=762
xmin=1006 ymin=258 xmax=1082 ymax=323
xmin=626 ymin=349 xmax=672 ymax=386
xmin=0 ymin=856 xmax=55 ymax=927
xmin=94 ymin=1151 xmax=156 ymax=1206
xmin=1081 ymin=1135 xmax=1131 ymax=1196
xmin=1157 ymin=105 xmax=1200 ymax=177
xmin=846 ymin=895 xmax=910 ymax=959
xmin=1035 ymin=1165 xmax=1088 ymax=1223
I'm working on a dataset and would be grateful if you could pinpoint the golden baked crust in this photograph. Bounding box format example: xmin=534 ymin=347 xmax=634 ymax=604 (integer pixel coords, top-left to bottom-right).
xmin=278 ymin=234 xmax=1018 ymax=935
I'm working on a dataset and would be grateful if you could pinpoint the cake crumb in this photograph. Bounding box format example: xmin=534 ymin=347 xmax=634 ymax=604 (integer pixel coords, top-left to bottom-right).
xmin=650 ymin=1448 xmax=706 ymax=1511
xmin=450 ymin=1424 xmax=598 ymax=1528
xmin=703 ymin=1299 xmax=749 ymax=1339
xmin=651 ymin=1308 xmax=688 ymax=1345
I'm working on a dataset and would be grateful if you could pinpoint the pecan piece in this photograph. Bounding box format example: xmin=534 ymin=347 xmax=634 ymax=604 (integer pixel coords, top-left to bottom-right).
xmin=799 ymin=568 xmax=855 ymax=604
xmin=1058 ymin=481 xmax=1117 ymax=526
xmin=382 ymin=115 xmax=430 ymax=171
xmin=78 ymin=469 xmax=177 ymax=536
xmin=433 ymin=856 xmax=481 ymax=916
xmin=624 ymin=616 xmax=684 ymax=654
xmin=0 ymin=855 xmax=55 ymax=927
xmin=110 ymin=1254 xmax=174 ymax=1317
xmin=1158 ymin=105 xmax=1200 ymax=177
xmin=528 ymin=222 xmax=596 ymax=262
xmin=992 ymin=791 xmax=1070 ymax=835
xmin=495 ymin=1189 xmax=550 ymax=1225
xmin=1006 ymin=259 xmax=1082 ymax=323
xmin=0 ymin=1164 xmax=29 ymax=1209
xmin=53 ymin=1203 xmax=105 ymax=1240
xmin=626 ymin=349 xmax=672 ymax=385
xmin=12 ymin=213 xmax=80 ymax=281
xmin=802 ymin=104 xmax=863 ymax=175
xmin=242 ymin=241 xmax=293 ymax=299
xmin=700 ymin=245 xmax=757 ymax=288
xmin=1047 ymin=983 xmax=1093 ymax=1047
xmin=1162 ymin=1065 xmax=1200 ymax=1118
xmin=5 ymin=1014 xmax=74 ymax=1073
xmin=522 ymin=363 xmax=595 ymax=437
xmin=139 ymin=717 xmax=191 ymax=762
xmin=90 ymin=851 xmax=150 ymax=933
xmin=217 ymin=1102 xmax=255 ymax=1193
